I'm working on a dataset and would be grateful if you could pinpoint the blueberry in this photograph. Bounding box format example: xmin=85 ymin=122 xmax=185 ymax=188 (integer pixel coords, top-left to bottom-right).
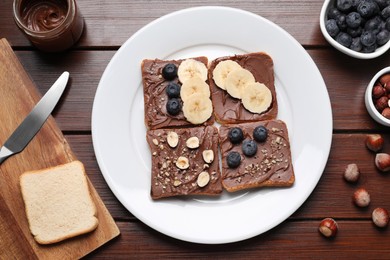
xmin=347 ymin=12 xmax=363 ymax=28
xmin=358 ymin=0 xmax=380 ymax=18
xmin=242 ymin=140 xmax=258 ymax=157
xmin=162 ymin=63 xmax=177 ymax=80
xmin=253 ymin=126 xmax=268 ymax=142
xmin=336 ymin=32 xmax=353 ymax=47
xmin=365 ymin=16 xmax=383 ymax=34
xmin=227 ymin=151 xmax=241 ymax=168
xmin=377 ymin=29 xmax=390 ymax=45
xmin=166 ymin=98 xmax=181 ymax=115
xmin=362 ymin=43 xmax=378 ymax=52
xmin=386 ymin=17 xmax=390 ymax=30
xmin=352 ymin=0 xmax=364 ymax=8
xmin=350 ymin=37 xmax=363 ymax=51
xmin=337 ymin=0 xmax=353 ymax=11
xmin=228 ymin=127 xmax=244 ymax=144
xmin=328 ymin=7 xmax=342 ymax=19
xmin=336 ymin=14 xmax=348 ymax=31
xmin=374 ymin=0 xmax=388 ymax=9
xmin=347 ymin=26 xmax=363 ymax=37
xmin=165 ymin=82 xmax=181 ymax=98
xmin=381 ymin=6 xmax=390 ymax=19
xmin=326 ymin=19 xmax=340 ymax=37
xmin=360 ymin=30 xmax=377 ymax=45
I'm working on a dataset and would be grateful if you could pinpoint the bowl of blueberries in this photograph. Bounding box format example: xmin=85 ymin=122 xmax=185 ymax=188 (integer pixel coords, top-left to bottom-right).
xmin=320 ymin=0 xmax=390 ymax=59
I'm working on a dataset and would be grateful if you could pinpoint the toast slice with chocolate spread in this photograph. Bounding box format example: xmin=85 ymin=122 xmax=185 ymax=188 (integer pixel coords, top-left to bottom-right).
xmin=146 ymin=125 xmax=222 ymax=199
xmin=219 ymin=120 xmax=294 ymax=192
xmin=141 ymin=57 xmax=214 ymax=130
xmin=209 ymin=52 xmax=278 ymax=124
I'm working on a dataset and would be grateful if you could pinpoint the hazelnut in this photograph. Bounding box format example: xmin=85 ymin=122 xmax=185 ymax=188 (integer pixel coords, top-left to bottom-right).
xmin=175 ymin=156 xmax=189 ymax=169
xmin=385 ymin=83 xmax=390 ymax=93
xmin=379 ymin=73 xmax=390 ymax=86
xmin=167 ymin=131 xmax=179 ymax=148
xmin=186 ymin=136 xmax=200 ymax=149
xmin=318 ymin=218 xmax=338 ymax=238
xmin=202 ymin=150 xmax=214 ymax=164
xmin=365 ymin=134 xmax=384 ymax=152
xmin=375 ymin=96 xmax=389 ymax=112
xmin=353 ymin=188 xmax=371 ymax=207
xmin=382 ymin=107 xmax=390 ymax=119
xmin=372 ymin=207 xmax=389 ymax=228
xmin=197 ymin=171 xmax=210 ymax=187
xmin=372 ymin=85 xmax=386 ymax=99
xmin=344 ymin=163 xmax=360 ymax=182
xmin=375 ymin=153 xmax=390 ymax=172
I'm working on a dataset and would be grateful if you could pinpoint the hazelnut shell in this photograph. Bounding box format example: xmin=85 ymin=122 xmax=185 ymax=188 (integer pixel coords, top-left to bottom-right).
xmin=365 ymin=134 xmax=384 ymax=152
xmin=375 ymin=153 xmax=390 ymax=172
xmin=382 ymin=107 xmax=390 ymax=119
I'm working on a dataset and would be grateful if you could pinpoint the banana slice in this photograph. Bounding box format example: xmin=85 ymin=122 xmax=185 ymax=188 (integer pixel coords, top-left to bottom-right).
xmin=180 ymin=77 xmax=211 ymax=102
xmin=182 ymin=93 xmax=213 ymax=124
xmin=178 ymin=59 xmax=208 ymax=83
xmin=225 ymin=68 xmax=255 ymax=99
xmin=212 ymin=60 xmax=242 ymax=90
xmin=241 ymin=82 xmax=273 ymax=114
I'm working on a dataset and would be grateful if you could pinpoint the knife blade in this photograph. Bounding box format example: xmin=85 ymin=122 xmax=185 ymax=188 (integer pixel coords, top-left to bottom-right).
xmin=0 ymin=71 xmax=69 ymax=164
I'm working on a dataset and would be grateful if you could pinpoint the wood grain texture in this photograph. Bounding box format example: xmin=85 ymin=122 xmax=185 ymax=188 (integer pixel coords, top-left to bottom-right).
xmin=1 ymin=0 xmax=326 ymax=48
xmin=84 ymin=221 xmax=390 ymax=259
xmin=0 ymin=39 xmax=119 ymax=259
xmin=1 ymin=0 xmax=390 ymax=258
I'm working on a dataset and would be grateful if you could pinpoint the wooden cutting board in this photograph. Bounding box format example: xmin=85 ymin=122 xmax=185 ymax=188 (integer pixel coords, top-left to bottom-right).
xmin=0 ymin=38 xmax=120 ymax=259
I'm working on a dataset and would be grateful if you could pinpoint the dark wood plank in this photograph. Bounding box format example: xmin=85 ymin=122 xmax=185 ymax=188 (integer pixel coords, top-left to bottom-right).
xmin=310 ymin=48 xmax=390 ymax=131
xmin=14 ymin=50 xmax=114 ymax=131
xmin=67 ymin=133 xmax=390 ymax=221
xmin=84 ymin=220 xmax=390 ymax=259
xmin=1 ymin=0 xmax=327 ymax=48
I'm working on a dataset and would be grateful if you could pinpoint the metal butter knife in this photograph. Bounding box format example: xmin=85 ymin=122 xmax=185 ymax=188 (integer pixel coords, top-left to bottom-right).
xmin=0 ymin=72 xmax=69 ymax=165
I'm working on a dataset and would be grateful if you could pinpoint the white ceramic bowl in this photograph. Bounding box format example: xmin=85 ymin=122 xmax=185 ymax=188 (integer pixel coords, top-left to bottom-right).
xmin=320 ymin=0 xmax=390 ymax=59
xmin=365 ymin=67 xmax=390 ymax=127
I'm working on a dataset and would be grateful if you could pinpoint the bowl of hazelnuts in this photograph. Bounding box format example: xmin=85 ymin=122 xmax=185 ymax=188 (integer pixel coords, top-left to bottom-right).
xmin=365 ymin=66 xmax=390 ymax=126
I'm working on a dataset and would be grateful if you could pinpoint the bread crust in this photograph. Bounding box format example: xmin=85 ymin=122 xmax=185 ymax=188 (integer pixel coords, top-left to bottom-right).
xmin=209 ymin=52 xmax=278 ymax=124
xmin=141 ymin=57 xmax=214 ymax=130
xmin=219 ymin=120 xmax=294 ymax=192
xmin=20 ymin=160 xmax=98 ymax=244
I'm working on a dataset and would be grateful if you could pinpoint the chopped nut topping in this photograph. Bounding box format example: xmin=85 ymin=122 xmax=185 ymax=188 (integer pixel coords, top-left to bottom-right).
xmin=173 ymin=180 xmax=182 ymax=187
xmin=152 ymin=139 xmax=159 ymax=145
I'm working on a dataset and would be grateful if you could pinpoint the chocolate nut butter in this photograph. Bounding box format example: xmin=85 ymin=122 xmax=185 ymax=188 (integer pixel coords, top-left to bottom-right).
xmin=141 ymin=57 xmax=214 ymax=130
xmin=13 ymin=0 xmax=84 ymax=52
xmin=146 ymin=126 xmax=222 ymax=199
xmin=209 ymin=52 xmax=278 ymax=124
xmin=219 ymin=120 xmax=294 ymax=192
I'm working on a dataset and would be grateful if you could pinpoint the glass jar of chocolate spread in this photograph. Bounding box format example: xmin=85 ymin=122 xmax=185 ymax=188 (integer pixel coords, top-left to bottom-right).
xmin=13 ymin=0 xmax=84 ymax=52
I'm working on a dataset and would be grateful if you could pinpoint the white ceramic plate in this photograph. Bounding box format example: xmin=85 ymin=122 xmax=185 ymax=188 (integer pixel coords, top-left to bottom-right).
xmin=92 ymin=6 xmax=332 ymax=244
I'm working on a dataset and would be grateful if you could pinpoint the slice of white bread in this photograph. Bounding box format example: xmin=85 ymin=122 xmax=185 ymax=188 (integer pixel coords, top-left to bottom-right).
xmin=19 ymin=160 xmax=99 ymax=245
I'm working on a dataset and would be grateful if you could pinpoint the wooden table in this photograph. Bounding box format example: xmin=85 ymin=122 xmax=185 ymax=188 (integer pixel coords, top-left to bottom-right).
xmin=2 ymin=0 xmax=390 ymax=258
